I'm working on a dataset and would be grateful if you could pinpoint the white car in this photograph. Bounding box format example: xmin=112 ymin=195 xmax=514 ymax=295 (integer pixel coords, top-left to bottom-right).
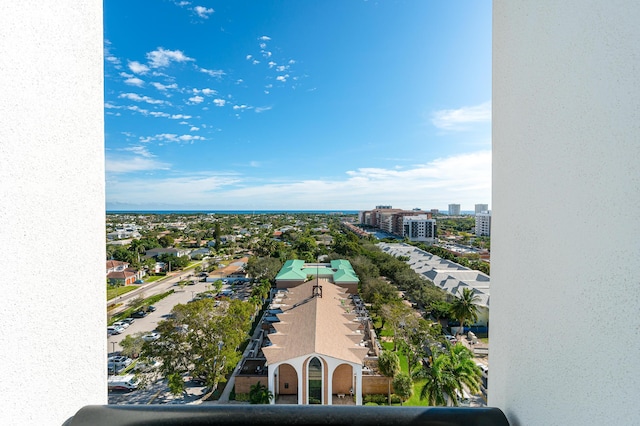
xmin=135 ymin=359 xmax=161 ymax=372
xmin=112 ymin=321 xmax=129 ymax=329
xmin=107 ymin=325 xmax=125 ymax=335
xmin=142 ymin=331 xmax=160 ymax=342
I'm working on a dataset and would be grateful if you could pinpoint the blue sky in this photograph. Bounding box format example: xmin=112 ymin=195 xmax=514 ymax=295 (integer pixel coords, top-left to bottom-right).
xmin=104 ymin=0 xmax=491 ymax=211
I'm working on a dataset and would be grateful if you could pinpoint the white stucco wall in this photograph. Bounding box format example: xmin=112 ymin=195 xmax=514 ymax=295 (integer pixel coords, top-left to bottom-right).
xmin=0 ymin=2 xmax=106 ymax=425
xmin=491 ymin=1 xmax=640 ymax=425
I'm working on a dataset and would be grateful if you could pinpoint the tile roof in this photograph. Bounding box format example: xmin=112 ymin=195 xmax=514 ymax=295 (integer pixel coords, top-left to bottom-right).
xmin=262 ymin=279 xmax=369 ymax=365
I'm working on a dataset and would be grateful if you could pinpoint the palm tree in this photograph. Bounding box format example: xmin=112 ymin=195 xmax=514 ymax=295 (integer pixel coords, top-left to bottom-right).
xmin=418 ymin=353 xmax=458 ymax=406
xmin=377 ymin=350 xmax=400 ymax=405
xmin=417 ymin=344 xmax=482 ymax=406
xmin=448 ymin=343 xmax=482 ymax=397
xmin=449 ymin=287 xmax=480 ymax=337
xmin=249 ymin=381 xmax=274 ymax=404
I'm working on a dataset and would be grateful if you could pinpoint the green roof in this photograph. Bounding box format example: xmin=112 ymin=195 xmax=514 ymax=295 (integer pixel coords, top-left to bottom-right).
xmin=275 ymin=259 xmax=359 ymax=283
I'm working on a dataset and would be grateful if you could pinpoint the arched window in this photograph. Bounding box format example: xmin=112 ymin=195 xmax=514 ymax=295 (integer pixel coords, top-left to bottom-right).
xmin=308 ymin=357 xmax=322 ymax=404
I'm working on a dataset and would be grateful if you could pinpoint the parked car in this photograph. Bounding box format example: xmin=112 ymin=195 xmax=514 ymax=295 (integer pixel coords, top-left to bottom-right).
xmin=107 ymin=325 xmax=125 ymax=335
xmin=135 ymin=359 xmax=161 ymax=372
xmin=142 ymin=331 xmax=160 ymax=342
xmin=131 ymin=311 xmax=148 ymax=318
xmin=112 ymin=321 xmax=129 ymax=329
xmin=134 ymin=279 xmax=144 ymax=284
xmin=121 ymin=317 xmax=135 ymax=325
xmin=107 ymin=356 xmax=132 ymax=372
xmin=146 ymin=305 xmax=156 ymax=312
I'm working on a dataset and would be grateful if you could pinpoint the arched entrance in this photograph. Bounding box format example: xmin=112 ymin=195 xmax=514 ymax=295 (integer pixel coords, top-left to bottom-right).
xmin=307 ymin=357 xmax=322 ymax=404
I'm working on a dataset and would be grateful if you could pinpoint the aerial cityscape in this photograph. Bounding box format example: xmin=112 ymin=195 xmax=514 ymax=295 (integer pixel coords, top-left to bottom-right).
xmin=106 ymin=206 xmax=490 ymax=406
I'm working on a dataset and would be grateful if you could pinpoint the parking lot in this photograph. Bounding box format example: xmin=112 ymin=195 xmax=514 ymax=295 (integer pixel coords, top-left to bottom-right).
xmin=107 ymin=278 xmax=248 ymax=404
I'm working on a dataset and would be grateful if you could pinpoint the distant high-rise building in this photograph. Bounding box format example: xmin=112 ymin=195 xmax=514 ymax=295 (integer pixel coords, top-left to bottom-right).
xmin=430 ymin=208 xmax=439 ymax=215
xmin=375 ymin=205 xmax=392 ymax=209
xmin=475 ymin=211 xmax=492 ymax=236
xmin=475 ymin=204 xmax=489 ymax=214
xmin=448 ymin=204 xmax=461 ymax=216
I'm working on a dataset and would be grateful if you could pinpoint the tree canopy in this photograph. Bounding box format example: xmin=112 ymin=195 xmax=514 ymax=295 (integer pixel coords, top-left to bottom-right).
xmin=142 ymin=298 xmax=253 ymax=395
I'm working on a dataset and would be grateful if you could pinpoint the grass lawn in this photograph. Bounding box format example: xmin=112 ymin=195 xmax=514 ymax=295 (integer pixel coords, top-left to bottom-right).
xmin=404 ymin=378 xmax=430 ymax=406
xmin=107 ymin=285 xmax=138 ymax=301
xmin=145 ymin=275 xmax=163 ymax=283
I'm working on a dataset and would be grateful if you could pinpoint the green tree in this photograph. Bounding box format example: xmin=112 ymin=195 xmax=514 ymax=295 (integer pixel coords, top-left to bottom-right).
xmin=249 ymin=381 xmax=274 ymax=404
xmin=377 ymin=350 xmax=400 ymax=405
xmin=448 ymin=343 xmax=482 ymax=398
xmin=158 ymin=235 xmax=174 ymax=248
xmin=417 ymin=344 xmax=482 ymax=406
xmin=142 ymin=299 xmax=253 ymax=394
xmin=246 ymin=257 xmax=283 ymax=282
xmin=417 ymin=353 xmax=458 ymax=406
xmin=449 ymin=287 xmax=480 ymax=336
xmin=119 ymin=332 xmax=145 ymax=359
xmin=379 ymin=301 xmax=414 ymax=351
xmin=392 ymin=372 xmax=413 ymax=405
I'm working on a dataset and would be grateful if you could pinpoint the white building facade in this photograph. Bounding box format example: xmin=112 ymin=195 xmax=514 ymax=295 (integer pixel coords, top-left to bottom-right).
xmin=475 ymin=204 xmax=489 ymax=215
xmin=402 ymin=215 xmax=436 ymax=243
xmin=475 ymin=211 xmax=491 ymax=237
xmin=448 ymin=204 xmax=461 ymax=216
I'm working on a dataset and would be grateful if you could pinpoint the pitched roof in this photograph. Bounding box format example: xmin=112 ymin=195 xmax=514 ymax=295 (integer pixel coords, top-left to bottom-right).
xmin=262 ymin=279 xmax=369 ymax=365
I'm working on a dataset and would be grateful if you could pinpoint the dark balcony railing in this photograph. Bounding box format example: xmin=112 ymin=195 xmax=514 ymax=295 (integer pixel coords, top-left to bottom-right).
xmin=64 ymin=404 xmax=509 ymax=426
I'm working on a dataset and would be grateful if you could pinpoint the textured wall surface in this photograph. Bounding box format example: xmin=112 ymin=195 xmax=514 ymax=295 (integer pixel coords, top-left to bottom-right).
xmin=491 ymin=1 xmax=640 ymax=425
xmin=0 ymin=2 xmax=106 ymax=425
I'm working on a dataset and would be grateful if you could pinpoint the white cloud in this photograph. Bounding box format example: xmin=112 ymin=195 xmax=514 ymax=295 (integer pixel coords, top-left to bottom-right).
xmin=262 ymin=51 xmax=272 ymax=58
xmin=246 ymin=55 xmax=252 ymax=60
xmin=252 ymin=60 xmax=260 ymax=65
xmin=123 ymin=145 xmax=154 ymax=158
xmin=128 ymin=61 xmax=149 ymax=74
xmin=268 ymin=61 xmax=276 ymax=68
xmin=431 ymin=101 xmax=491 ymax=131
xmin=199 ymin=67 xmax=226 ymax=78
xmin=124 ymin=77 xmax=144 ymax=87
xmin=276 ymin=65 xmax=288 ymax=72
xmin=213 ymin=99 xmax=226 ymax=107
xmin=233 ymin=104 xmax=249 ymax=110
xmin=139 ymin=133 xmax=206 ymax=143
xmin=188 ymin=95 xmax=204 ymax=104
xmin=120 ymin=72 xmax=133 ymax=78
xmin=176 ymin=1 xmax=190 ymax=6
xmin=259 ymin=43 xmax=267 ymax=49
xmin=190 ymin=126 xmax=200 ymax=131
xmin=149 ymin=111 xmax=170 ymax=118
xmin=107 ymin=173 xmax=243 ymax=206
xmin=276 ymin=74 xmax=289 ymax=82
xmin=288 ymin=59 xmax=296 ymax=64
xmin=171 ymin=114 xmax=192 ymax=119
xmin=258 ymin=36 xmax=271 ymax=41
xmin=193 ymin=6 xmax=214 ymax=18
xmin=106 ymin=154 xmax=170 ymax=173
xmin=255 ymin=106 xmax=272 ymax=113
xmin=146 ymin=48 xmax=194 ymax=68
xmin=119 ymin=92 xmax=168 ymax=105
xmin=201 ymin=88 xmax=216 ymax=95
xmin=104 ymin=41 xmax=121 ymax=66
xmin=104 ymin=102 xmax=119 ymax=109
xmin=152 ymin=82 xmax=178 ymax=91
xmin=109 ymin=150 xmax=490 ymax=210
xmin=127 ymin=105 xmax=150 ymax=115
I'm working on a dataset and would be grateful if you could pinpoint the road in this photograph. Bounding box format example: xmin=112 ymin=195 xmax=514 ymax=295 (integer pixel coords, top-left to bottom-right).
xmin=108 ymin=268 xmax=205 ymax=317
